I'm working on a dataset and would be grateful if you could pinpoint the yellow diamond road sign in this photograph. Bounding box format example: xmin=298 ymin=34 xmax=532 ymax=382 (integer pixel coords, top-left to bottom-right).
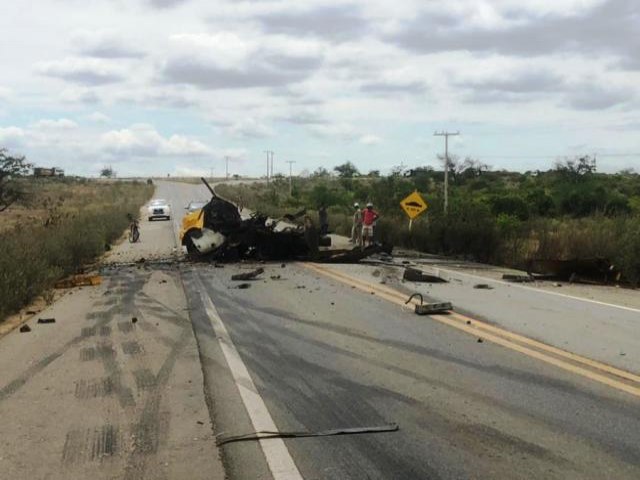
xmin=400 ymin=191 xmax=428 ymax=220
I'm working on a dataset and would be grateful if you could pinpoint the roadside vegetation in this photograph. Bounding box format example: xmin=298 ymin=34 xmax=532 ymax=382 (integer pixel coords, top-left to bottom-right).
xmin=0 ymin=155 xmax=153 ymax=320
xmin=218 ymin=157 xmax=640 ymax=285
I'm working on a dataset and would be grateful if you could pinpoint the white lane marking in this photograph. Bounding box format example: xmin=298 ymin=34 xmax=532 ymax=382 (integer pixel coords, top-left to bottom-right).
xmin=426 ymin=265 xmax=640 ymax=314
xmin=197 ymin=278 xmax=303 ymax=480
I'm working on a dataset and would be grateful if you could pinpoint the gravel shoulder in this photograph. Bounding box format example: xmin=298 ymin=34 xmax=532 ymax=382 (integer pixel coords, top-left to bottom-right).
xmin=0 ymin=190 xmax=226 ymax=480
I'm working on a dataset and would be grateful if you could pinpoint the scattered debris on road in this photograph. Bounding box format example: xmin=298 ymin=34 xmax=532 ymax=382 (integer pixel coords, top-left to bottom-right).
xmin=236 ymin=283 xmax=251 ymax=289
xmin=502 ymin=274 xmax=534 ymax=283
xmin=55 ymin=274 xmax=102 ymax=288
xmin=403 ymin=267 xmax=447 ymax=283
xmin=231 ymin=268 xmax=265 ymax=281
xmin=132 ymin=317 xmax=138 ymax=324
xmin=19 ymin=325 xmax=31 ymax=333
xmin=405 ymin=293 xmax=452 ymax=315
xmin=474 ymin=283 xmax=494 ymax=290
xmin=477 ymin=338 xmax=484 ymax=343
xmin=37 ymin=318 xmax=56 ymax=324
xmin=270 ymin=275 xmax=281 ymax=280
xmin=179 ymin=177 xmax=392 ymax=263
xmin=215 ymin=423 xmax=399 ymax=446
xmin=526 ymin=258 xmax=620 ymax=284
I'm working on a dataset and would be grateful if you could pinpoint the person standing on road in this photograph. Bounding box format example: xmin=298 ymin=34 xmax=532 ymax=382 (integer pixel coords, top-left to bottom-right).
xmin=361 ymin=202 xmax=379 ymax=249
xmin=351 ymin=203 xmax=363 ymax=246
xmin=318 ymin=204 xmax=329 ymax=235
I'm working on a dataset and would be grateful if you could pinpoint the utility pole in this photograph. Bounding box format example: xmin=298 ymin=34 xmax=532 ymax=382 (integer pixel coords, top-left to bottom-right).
xmin=286 ymin=160 xmax=296 ymax=196
xmin=270 ymin=151 xmax=275 ymax=178
xmin=225 ymin=156 xmax=230 ymax=179
xmin=434 ymin=131 xmax=460 ymax=214
xmin=264 ymin=150 xmax=273 ymax=185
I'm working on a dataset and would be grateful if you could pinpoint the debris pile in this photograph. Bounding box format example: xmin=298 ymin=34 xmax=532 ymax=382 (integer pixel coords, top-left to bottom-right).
xmin=179 ymin=177 xmax=392 ymax=264
xmin=403 ymin=267 xmax=447 ymax=283
xmin=526 ymin=258 xmax=620 ymax=284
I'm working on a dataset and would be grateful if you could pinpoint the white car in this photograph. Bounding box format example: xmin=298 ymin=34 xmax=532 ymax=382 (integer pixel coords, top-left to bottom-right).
xmin=148 ymin=199 xmax=171 ymax=221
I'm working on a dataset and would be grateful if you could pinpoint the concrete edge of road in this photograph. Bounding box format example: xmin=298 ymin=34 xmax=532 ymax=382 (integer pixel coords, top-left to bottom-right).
xmin=303 ymin=262 xmax=640 ymax=401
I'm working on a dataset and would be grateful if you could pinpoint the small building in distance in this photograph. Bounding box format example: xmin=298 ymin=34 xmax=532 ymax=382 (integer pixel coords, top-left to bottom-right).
xmin=33 ymin=167 xmax=65 ymax=177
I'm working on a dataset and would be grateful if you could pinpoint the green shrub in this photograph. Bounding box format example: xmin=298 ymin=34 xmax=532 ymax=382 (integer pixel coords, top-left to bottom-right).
xmin=0 ymin=181 xmax=153 ymax=320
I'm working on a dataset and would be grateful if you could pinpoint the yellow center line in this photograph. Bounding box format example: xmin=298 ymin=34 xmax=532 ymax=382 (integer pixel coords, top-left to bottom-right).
xmin=301 ymin=262 xmax=640 ymax=399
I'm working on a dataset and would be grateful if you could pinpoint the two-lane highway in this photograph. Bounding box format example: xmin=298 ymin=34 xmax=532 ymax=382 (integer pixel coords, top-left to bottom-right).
xmin=163 ymin=180 xmax=640 ymax=479
xmin=2 ymin=180 xmax=640 ymax=480
xmin=185 ymin=258 xmax=640 ymax=479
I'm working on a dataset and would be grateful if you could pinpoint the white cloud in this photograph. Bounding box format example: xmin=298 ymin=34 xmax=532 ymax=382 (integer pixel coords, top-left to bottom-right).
xmin=37 ymin=58 xmax=125 ymax=85
xmin=31 ymin=118 xmax=78 ymax=130
xmin=72 ymin=30 xmax=145 ymax=59
xmin=308 ymin=123 xmax=358 ymax=141
xmin=86 ymin=112 xmax=110 ymax=123
xmin=0 ymin=0 xmax=638 ymax=175
xmin=160 ymin=31 xmax=324 ymax=89
xmin=0 ymin=126 xmax=26 ymax=147
xmin=0 ymin=86 xmax=11 ymax=101
xmin=227 ymin=118 xmax=274 ymax=139
xmin=359 ymin=134 xmax=382 ymax=145
xmin=101 ymin=124 xmax=211 ymax=157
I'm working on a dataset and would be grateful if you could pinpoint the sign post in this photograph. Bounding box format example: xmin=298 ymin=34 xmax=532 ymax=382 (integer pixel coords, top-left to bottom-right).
xmin=400 ymin=191 xmax=428 ymax=231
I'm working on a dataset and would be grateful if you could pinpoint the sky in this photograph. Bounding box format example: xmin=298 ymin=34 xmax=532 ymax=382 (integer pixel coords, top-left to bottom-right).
xmin=0 ymin=0 xmax=639 ymax=177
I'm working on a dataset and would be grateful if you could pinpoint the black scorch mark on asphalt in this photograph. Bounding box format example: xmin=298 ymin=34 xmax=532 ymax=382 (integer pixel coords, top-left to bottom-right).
xmin=81 ymin=327 xmax=96 ymax=338
xmin=80 ymin=344 xmax=116 ymax=362
xmin=62 ymin=425 xmax=119 ymax=464
xmin=118 ymin=321 xmax=136 ymax=334
xmin=122 ymin=341 xmax=143 ymax=356
xmin=75 ymin=377 xmax=115 ymax=399
xmin=133 ymin=369 xmax=157 ymax=390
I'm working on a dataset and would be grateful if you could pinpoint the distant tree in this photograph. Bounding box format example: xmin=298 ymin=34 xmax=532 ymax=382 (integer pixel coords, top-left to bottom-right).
xmin=554 ymin=156 xmax=596 ymax=183
xmin=0 ymin=148 xmax=32 ymax=212
xmin=333 ymin=161 xmax=359 ymax=178
xmin=390 ymin=164 xmax=408 ymax=177
xmin=368 ymin=170 xmax=380 ymax=177
xmin=100 ymin=166 xmax=115 ymax=178
xmin=311 ymin=167 xmax=330 ymax=178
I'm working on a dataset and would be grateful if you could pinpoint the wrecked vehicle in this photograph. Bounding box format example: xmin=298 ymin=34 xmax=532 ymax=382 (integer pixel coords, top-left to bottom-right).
xmin=179 ymin=178 xmax=391 ymax=262
xmin=526 ymin=258 xmax=620 ymax=284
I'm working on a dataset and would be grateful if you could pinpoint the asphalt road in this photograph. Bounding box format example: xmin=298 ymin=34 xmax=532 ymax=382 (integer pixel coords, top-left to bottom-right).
xmin=2 ymin=180 xmax=640 ymax=480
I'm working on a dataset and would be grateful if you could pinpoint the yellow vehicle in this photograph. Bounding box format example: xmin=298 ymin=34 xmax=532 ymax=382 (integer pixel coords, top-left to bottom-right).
xmin=179 ymin=200 xmax=226 ymax=255
xmin=179 ymin=178 xmax=389 ymax=261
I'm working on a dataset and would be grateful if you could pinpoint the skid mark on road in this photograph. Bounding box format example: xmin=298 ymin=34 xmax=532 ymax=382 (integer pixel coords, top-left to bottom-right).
xmin=75 ymin=377 xmax=115 ymax=399
xmin=133 ymin=369 xmax=157 ymax=390
xmin=118 ymin=321 xmax=136 ymax=334
xmin=122 ymin=341 xmax=144 ymax=356
xmin=62 ymin=425 xmax=120 ymax=465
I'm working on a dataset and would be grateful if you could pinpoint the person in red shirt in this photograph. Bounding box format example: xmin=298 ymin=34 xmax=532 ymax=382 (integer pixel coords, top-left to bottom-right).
xmin=361 ymin=202 xmax=379 ymax=248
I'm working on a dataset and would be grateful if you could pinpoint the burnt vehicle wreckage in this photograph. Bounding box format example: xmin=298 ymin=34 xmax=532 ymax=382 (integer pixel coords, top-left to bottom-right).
xmin=180 ymin=178 xmax=392 ymax=263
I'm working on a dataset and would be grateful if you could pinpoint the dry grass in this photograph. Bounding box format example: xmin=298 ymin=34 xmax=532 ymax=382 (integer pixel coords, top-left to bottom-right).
xmin=0 ymin=178 xmax=154 ymax=321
